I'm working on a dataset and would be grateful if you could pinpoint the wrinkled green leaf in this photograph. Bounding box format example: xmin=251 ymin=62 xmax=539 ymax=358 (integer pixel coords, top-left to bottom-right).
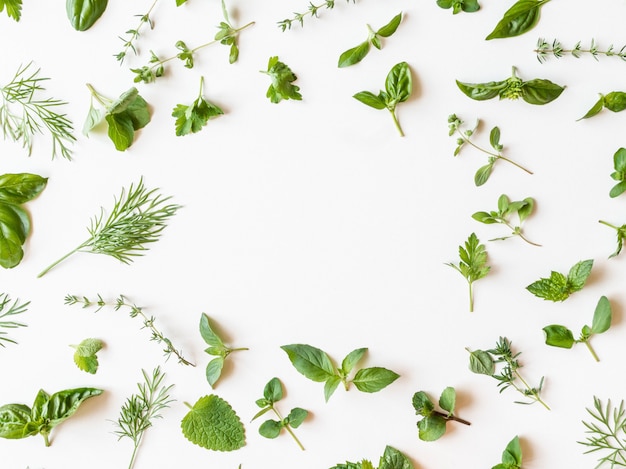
xmin=66 ymin=0 xmax=108 ymax=31
xmin=439 ymin=387 xmax=456 ymax=414
xmin=0 ymin=403 xmax=33 ymax=439
xmin=604 ymin=91 xmax=626 ymax=112
xmin=385 ymin=62 xmax=412 ymax=103
xmin=262 ymin=56 xmax=302 ymax=103
xmin=379 ymin=445 xmax=414 ymax=469
xmin=417 ymin=415 xmax=447 ymax=441
xmin=71 ymin=338 xmax=103 ymax=374
xmin=412 ymin=391 xmax=434 ymax=416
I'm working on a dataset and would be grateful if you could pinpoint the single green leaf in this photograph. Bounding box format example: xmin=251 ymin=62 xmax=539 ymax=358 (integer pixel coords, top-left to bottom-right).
xmin=472 ymin=211 xmax=497 ymax=224
xmin=83 ymin=105 xmax=103 ymax=136
xmin=412 ymin=391 xmax=434 ymax=416
xmin=517 ymin=198 xmax=534 ymax=223
xmin=324 ymin=375 xmax=341 ymax=402
xmin=66 ymin=0 xmax=108 ymax=31
xmin=44 ymin=388 xmax=103 ymax=426
xmin=578 ymin=96 xmax=604 ymax=120
xmin=543 ymin=325 xmax=575 ymax=348
xmin=609 ymin=181 xmax=626 ymax=198
xmin=485 ymin=0 xmax=550 ymax=40
xmin=0 ymin=403 xmax=33 ymax=439
xmin=439 ymin=387 xmax=456 ymax=414
xmin=353 ymin=91 xmax=387 ymax=110
xmin=0 ymin=0 xmax=22 ymax=21
xmin=567 ymin=259 xmax=593 ymax=291
xmin=376 ymin=12 xmax=403 ymax=37
xmin=263 ymin=377 xmax=283 ymax=403
xmin=0 ymin=174 xmax=47 ymax=205
xmin=287 ymin=407 xmax=308 ymax=428
xmin=591 ymin=296 xmax=612 ymax=334
xmin=105 ymin=113 xmax=134 ymax=151
xmin=205 ymin=357 xmax=224 ymax=388
xmin=30 ymin=389 xmax=49 ymax=422
xmin=385 ymin=62 xmax=412 ymax=103
xmin=251 ymin=406 xmax=273 ymax=421
xmin=199 ymin=313 xmax=225 ymax=349
xmin=281 ymin=344 xmax=335 ymax=382
xmin=456 ymin=80 xmax=507 ymax=101
xmin=258 ymin=419 xmax=282 ymax=438
xmin=379 ymin=445 xmax=414 ymax=469
xmin=352 ymin=367 xmax=399 ymax=393
xmin=603 ymin=92 xmax=626 ymax=112
xmin=489 ymin=126 xmax=501 ymax=149
xmin=474 ymin=163 xmax=494 ymax=186
xmin=417 ymin=415 xmax=447 ymax=441
xmin=501 ymin=436 xmax=522 ymax=466
xmin=341 ymin=347 xmax=367 ymax=375
xmin=521 ymin=79 xmax=565 ymax=105
xmin=181 ymin=394 xmax=245 ymax=451
xmin=614 ymin=148 xmax=626 ymax=172
xmin=527 ymin=271 xmax=570 ymax=301
xmin=124 ymin=94 xmax=151 ymax=130
xmin=338 ymin=42 xmax=370 ymax=68
xmin=0 ymin=203 xmax=29 ymax=269
xmin=71 ymin=338 xmax=103 ymax=374
xmin=468 ymin=349 xmax=494 ymax=375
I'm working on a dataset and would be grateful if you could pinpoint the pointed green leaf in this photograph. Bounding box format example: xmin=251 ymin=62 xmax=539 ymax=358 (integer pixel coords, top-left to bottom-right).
xmin=286 ymin=407 xmax=308 ymax=428
xmin=578 ymin=96 xmax=604 ymax=121
xmin=567 ymin=259 xmax=593 ymax=291
xmin=281 ymin=344 xmax=335 ymax=382
xmin=263 ymin=377 xmax=283 ymax=403
xmin=324 ymin=375 xmax=341 ymax=402
xmin=352 ymin=367 xmax=399 ymax=393
xmin=439 ymin=387 xmax=456 ymax=414
xmin=353 ymin=91 xmax=387 ymax=110
xmin=379 ymin=445 xmax=414 ymax=469
xmin=412 ymin=391 xmax=434 ymax=416
xmin=468 ymin=349 xmax=494 ymax=375
xmin=474 ymin=163 xmax=494 ymax=186
xmin=341 ymin=348 xmax=367 ymax=375
xmin=338 ymin=42 xmax=370 ymax=68
xmin=376 ymin=13 xmax=402 ymax=37
xmin=485 ymin=0 xmax=551 ymax=40
xmin=543 ymin=325 xmax=575 ymax=348
xmin=205 ymin=357 xmax=224 ymax=387
xmin=591 ymin=296 xmax=612 ymax=334
xmin=199 ymin=313 xmax=225 ymax=349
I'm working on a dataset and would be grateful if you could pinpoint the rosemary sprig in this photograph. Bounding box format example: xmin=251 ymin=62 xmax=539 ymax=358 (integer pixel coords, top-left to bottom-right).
xmin=536 ymin=38 xmax=626 ymax=63
xmin=37 ymin=178 xmax=180 ymax=277
xmin=115 ymin=0 xmax=159 ymax=64
xmin=0 ymin=293 xmax=28 ymax=348
xmin=113 ymin=367 xmax=174 ymax=469
xmin=579 ymin=396 xmax=626 ymax=468
xmin=64 ymin=294 xmax=194 ymax=367
xmin=0 ymin=63 xmax=75 ymax=160
xmin=278 ymin=0 xmax=356 ymax=31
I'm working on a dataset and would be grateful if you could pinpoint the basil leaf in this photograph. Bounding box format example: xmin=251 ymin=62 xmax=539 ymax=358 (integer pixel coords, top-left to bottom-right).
xmin=44 ymin=388 xmax=103 ymax=426
xmin=0 ymin=203 xmax=29 ymax=268
xmin=591 ymin=296 xmax=611 ymax=334
xmin=578 ymin=96 xmax=605 ymax=121
xmin=521 ymin=79 xmax=565 ymax=105
xmin=108 ymin=88 xmax=139 ymax=115
xmin=352 ymin=367 xmax=399 ymax=393
xmin=0 ymin=403 xmax=33 ymax=439
xmin=287 ymin=408 xmax=308 ymax=428
xmin=66 ymin=0 xmax=108 ymax=31
xmin=603 ymin=91 xmax=626 ymax=112
xmin=614 ymin=148 xmax=626 ymax=172
xmin=385 ymin=61 xmax=411 ymax=103
xmin=31 ymin=389 xmax=50 ymax=422
xmin=485 ymin=0 xmax=550 ymax=40
xmin=341 ymin=347 xmax=367 ymax=375
xmin=543 ymin=325 xmax=575 ymax=348
xmin=281 ymin=344 xmax=335 ymax=382
xmin=376 ymin=12 xmax=403 ymax=37
xmin=324 ymin=375 xmax=341 ymax=402
xmin=353 ymin=91 xmax=387 ymax=110
xmin=0 ymin=174 xmax=47 ymax=205
xmin=610 ymin=181 xmax=626 ymax=199
xmin=456 ymin=80 xmax=506 ymax=100
xmin=105 ymin=113 xmax=135 ymax=151
xmin=338 ymin=42 xmax=371 ymax=68
xmin=468 ymin=349 xmax=494 ymax=375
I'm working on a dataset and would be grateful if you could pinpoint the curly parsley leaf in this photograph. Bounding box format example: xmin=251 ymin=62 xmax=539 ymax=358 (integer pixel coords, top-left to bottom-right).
xmin=71 ymin=338 xmax=103 ymax=374
xmin=261 ymin=56 xmax=302 ymax=103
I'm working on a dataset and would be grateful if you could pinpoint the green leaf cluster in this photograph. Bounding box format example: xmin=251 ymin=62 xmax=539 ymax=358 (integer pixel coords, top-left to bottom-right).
xmin=172 ymin=77 xmax=224 ymax=136
xmin=66 ymin=0 xmax=108 ymax=31
xmin=353 ymin=61 xmax=412 ymax=136
xmin=526 ymin=259 xmax=593 ymax=302
xmin=0 ymin=293 xmax=28 ymax=348
xmin=0 ymin=0 xmax=21 ymax=21
xmin=579 ymin=397 xmax=626 ymax=468
xmin=472 ymin=194 xmax=539 ymax=246
xmin=0 ymin=387 xmax=103 ymax=446
xmin=71 ymin=338 xmax=103 ymax=374
xmin=281 ymin=344 xmax=399 ymax=401
xmin=330 ymin=445 xmax=414 ymax=469
xmin=543 ymin=296 xmax=611 ymax=362
xmin=262 ymin=56 xmax=302 ymax=103
xmin=446 ymin=232 xmax=490 ymax=312
xmin=412 ymin=387 xmax=470 ymax=441
xmin=437 ymin=0 xmax=479 ymax=14
xmin=252 ymin=377 xmax=308 ymax=450
xmin=578 ymin=91 xmax=626 ymax=120
xmin=457 ymin=66 xmax=564 ymax=105
xmin=338 ymin=13 xmax=402 ymax=67
xmin=467 ymin=337 xmax=549 ymax=409
xmin=486 ymin=0 xmax=550 ymax=40
xmin=84 ymin=86 xmax=151 ymax=151
xmin=492 ymin=436 xmax=523 ymax=469
xmin=200 ymin=313 xmax=247 ymax=387
xmin=181 ymin=394 xmax=245 ymax=451
xmin=0 ymin=173 xmax=47 ymax=269
xmin=215 ymin=0 xmax=245 ymax=64
xmin=608 ymin=148 xmax=626 ymax=198
xmin=599 ymin=220 xmax=626 ymax=258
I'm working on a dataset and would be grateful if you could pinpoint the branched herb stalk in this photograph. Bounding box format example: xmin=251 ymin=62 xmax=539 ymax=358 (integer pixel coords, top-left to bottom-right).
xmin=278 ymin=0 xmax=356 ymax=31
xmin=579 ymin=396 xmax=626 ymax=468
xmin=536 ymin=38 xmax=626 ymax=63
xmin=113 ymin=367 xmax=174 ymax=469
xmin=116 ymin=0 xmax=159 ymax=63
xmin=0 ymin=293 xmax=28 ymax=348
xmin=38 ymin=178 xmax=180 ymax=277
xmin=0 ymin=63 xmax=75 ymax=159
xmin=472 ymin=194 xmax=540 ymax=246
xmin=448 ymin=114 xmax=532 ymax=186
xmin=64 ymin=294 xmax=194 ymax=367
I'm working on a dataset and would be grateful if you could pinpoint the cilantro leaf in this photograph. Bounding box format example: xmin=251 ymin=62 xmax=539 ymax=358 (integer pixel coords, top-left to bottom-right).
xmin=0 ymin=0 xmax=22 ymax=21
xmin=172 ymin=78 xmax=223 ymax=136
xmin=71 ymin=338 xmax=103 ymax=374
xmin=261 ymin=56 xmax=302 ymax=103
xmin=527 ymin=259 xmax=593 ymax=301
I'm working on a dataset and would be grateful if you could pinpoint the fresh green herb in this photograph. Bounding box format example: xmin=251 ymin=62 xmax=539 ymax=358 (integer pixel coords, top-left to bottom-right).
xmin=526 ymin=259 xmax=593 ymax=302
xmin=0 ymin=387 xmax=103 ymax=446
xmin=71 ymin=338 xmax=103 ymax=374
xmin=467 ymin=336 xmax=550 ymax=410
xmin=0 ymin=293 xmax=28 ymax=347
xmin=446 ymin=233 xmax=490 ymax=312
xmin=486 ymin=0 xmax=550 ymax=40
xmin=252 ymin=377 xmax=308 ymax=450
xmin=578 ymin=91 xmax=626 ymax=120
xmin=181 ymin=394 xmax=245 ymax=451
xmin=64 ymin=294 xmax=194 ymax=366
xmin=412 ymin=387 xmax=471 ymax=441
xmin=353 ymin=61 xmax=412 ymax=136
xmin=608 ymin=148 xmax=626 ymax=198
xmin=114 ymin=367 xmax=173 ymax=469
xmin=0 ymin=0 xmax=21 ymax=21
xmin=261 ymin=57 xmax=302 ymax=103
xmin=281 ymin=344 xmax=399 ymax=402
xmin=215 ymin=0 xmax=252 ymax=64
xmin=172 ymin=77 xmax=223 ymax=136
xmin=83 ymin=85 xmax=150 ymax=151
xmin=38 ymin=178 xmax=179 ymax=277
xmin=66 ymin=0 xmax=108 ymax=31
xmin=0 ymin=173 xmax=47 ymax=269
xmin=437 ymin=0 xmax=479 ymax=14
xmin=457 ymin=66 xmax=564 ymax=105
xmin=338 ymin=13 xmax=402 ymax=68
xmin=536 ymin=38 xmax=626 ymax=63
xmin=330 ymin=445 xmax=414 ymax=469
xmin=0 ymin=63 xmax=75 ymax=159
xmin=447 ymin=114 xmax=532 ymax=185
xmin=200 ymin=313 xmax=247 ymax=387
xmin=472 ymin=194 xmax=539 ymax=246
xmin=492 ymin=436 xmax=523 ymax=469
xmin=115 ymin=0 xmax=158 ymax=63
xmin=278 ymin=0 xmax=356 ymax=31
xmin=599 ymin=220 xmax=626 ymax=258
xmin=543 ymin=296 xmax=611 ymax=362
xmin=579 ymin=396 xmax=626 ymax=467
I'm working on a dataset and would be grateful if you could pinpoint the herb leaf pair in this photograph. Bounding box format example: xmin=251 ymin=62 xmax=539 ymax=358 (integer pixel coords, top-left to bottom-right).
xmin=486 ymin=0 xmax=550 ymax=40
xmin=252 ymin=377 xmax=308 ymax=450
xmin=457 ymin=67 xmax=564 ymax=105
xmin=173 ymin=77 xmax=224 ymax=136
xmin=200 ymin=313 xmax=247 ymax=387
xmin=354 ymin=61 xmax=412 ymax=136
xmin=412 ymin=387 xmax=470 ymax=441
xmin=0 ymin=173 xmax=47 ymax=269
xmin=472 ymin=194 xmax=539 ymax=246
xmin=330 ymin=445 xmax=414 ymax=469
xmin=437 ymin=0 xmax=479 ymax=15
xmin=261 ymin=57 xmax=302 ymax=103
xmin=338 ymin=13 xmax=402 ymax=67
xmin=71 ymin=338 xmax=103 ymax=374
xmin=578 ymin=92 xmax=626 ymax=120
xmin=492 ymin=436 xmax=523 ymax=469
xmin=543 ymin=296 xmax=612 ymax=362
xmin=446 ymin=233 xmax=490 ymax=312
xmin=526 ymin=259 xmax=593 ymax=301
xmin=281 ymin=344 xmax=399 ymax=401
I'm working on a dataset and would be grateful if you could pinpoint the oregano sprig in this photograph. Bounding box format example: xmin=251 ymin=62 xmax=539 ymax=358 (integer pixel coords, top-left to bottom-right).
xmin=412 ymin=387 xmax=471 ymax=441
xmin=472 ymin=194 xmax=539 ymax=246
xmin=338 ymin=13 xmax=402 ymax=68
xmin=199 ymin=313 xmax=247 ymax=387
xmin=115 ymin=0 xmax=159 ymax=64
xmin=0 ymin=293 xmax=28 ymax=348
xmin=278 ymin=0 xmax=356 ymax=31
xmin=526 ymin=259 xmax=593 ymax=302
xmin=579 ymin=396 xmax=626 ymax=468
xmin=446 ymin=232 xmax=490 ymax=312
xmin=536 ymin=38 xmax=626 ymax=63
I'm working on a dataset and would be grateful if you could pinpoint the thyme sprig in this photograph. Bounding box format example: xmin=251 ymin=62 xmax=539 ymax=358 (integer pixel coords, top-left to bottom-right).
xmin=115 ymin=0 xmax=159 ymax=64
xmin=0 ymin=63 xmax=75 ymax=160
xmin=0 ymin=293 xmax=28 ymax=348
xmin=579 ymin=396 xmax=626 ymax=467
xmin=536 ymin=38 xmax=626 ymax=63
xmin=113 ymin=367 xmax=174 ymax=469
xmin=37 ymin=178 xmax=180 ymax=277
xmin=278 ymin=0 xmax=356 ymax=31
xmin=64 ymin=294 xmax=194 ymax=367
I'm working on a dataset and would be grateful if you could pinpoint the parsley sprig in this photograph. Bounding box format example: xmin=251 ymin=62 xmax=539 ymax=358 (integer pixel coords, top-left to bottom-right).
xmin=446 ymin=233 xmax=490 ymax=312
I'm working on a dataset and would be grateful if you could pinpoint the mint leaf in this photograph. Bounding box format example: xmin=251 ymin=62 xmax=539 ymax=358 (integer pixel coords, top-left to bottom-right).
xmin=567 ymin=259 xmax=594 ymax=291
xmin=181 ymin=394 xmax=245 ymax=451
xmin=71 ymin=338 xmax=103 ymax=374
xmin=527 ymin=260 xmax=593 ymax=301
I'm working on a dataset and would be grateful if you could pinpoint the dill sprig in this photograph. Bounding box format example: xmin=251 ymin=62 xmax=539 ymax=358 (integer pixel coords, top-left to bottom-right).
xmin=113 ymin=367 xmax=174 ymax=469
xmin=115 ymin=0 xmax=159 ymax=64
xmin=0 ymin=63 xmax=75 ymax=160
xmin=536 ymin=38 xmax=626 ymax=63
xmin=278 ymin=0 xmax=356 ymax=31
xmin=37 ymin=178 xmax=180 ymax=277
xmin=0 ymin=293 xmax=28 ymax=348
xmin=579 ymin=396 xmax=626 ymax=467
xmin=64 ymin=294 xmax=194 ymax=367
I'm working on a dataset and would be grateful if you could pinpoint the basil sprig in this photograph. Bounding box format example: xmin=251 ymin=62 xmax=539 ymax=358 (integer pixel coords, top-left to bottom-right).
xmin=578 ymin=92 xmax=626 ymax=120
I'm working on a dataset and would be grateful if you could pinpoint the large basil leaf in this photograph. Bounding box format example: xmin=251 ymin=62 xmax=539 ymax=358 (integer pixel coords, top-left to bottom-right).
xmin=0 ymin=203 xmax=30 ymax=269
xmin=521 ymin=79 xmax=565 ymax=105
xmin=0 ymin=174 xmax=47 ymax=204
xmin=43 ymin=388 xmax=103 ymax=426
xmin=486 ymin=0 xmax=550 ymax=40
xmin=0 ymin=403 xmax=34 ymax=439
xmin=385 ymin=61 xmax=412 ymax=104
xmin=456 ymin=80 xmax=507 ymax=100
xmin=67 ymin=0 xmax=108 ymax=31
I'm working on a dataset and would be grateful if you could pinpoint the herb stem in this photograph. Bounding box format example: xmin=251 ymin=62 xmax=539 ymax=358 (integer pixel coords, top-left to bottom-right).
xmin=389 ymin=109 xmax=404 ymax=137
xmin=584 ymin=340 xmax=600 ymax=362
xmin=599 ymin=219 xmax=619 ymax=230
xmin=128 ymin=440 xmax=141 ymax=469
xmin=513 ymin=369 xmax=550 ymax=410
xmin=433 ymin=410 xmax=471 ymax=426
xmin=468 ymin=281 xmax=474 ymax=313
xmin=37 ymin=241 xmax=89 ymax=278
xmin=43 ymin=432 xmax=50 ymax=447
xmin=455 ymin=129 xmax=533 ymax=175
xmin=271 ymin=405 xmax=305 ymax=451
xmin=502 ymin=220 xmax=541 ymax=247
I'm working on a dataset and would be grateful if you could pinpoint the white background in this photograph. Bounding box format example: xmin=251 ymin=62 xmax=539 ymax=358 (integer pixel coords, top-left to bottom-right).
xmin=2 ymin=0 xmax=626 ymax=468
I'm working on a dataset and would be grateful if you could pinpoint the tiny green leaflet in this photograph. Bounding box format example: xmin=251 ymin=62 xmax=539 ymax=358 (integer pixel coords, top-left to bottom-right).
xmin=608 ymin=148 xmax=626 ymax=198
xmin=338 ymin=13 xmax=403 ymax=67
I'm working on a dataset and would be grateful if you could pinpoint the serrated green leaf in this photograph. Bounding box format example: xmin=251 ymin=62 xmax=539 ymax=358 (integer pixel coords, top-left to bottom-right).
xmin=411 ymin=391 xmax=434 ymax=416
xmin=71 ymin=338 xmax=103 ymax=374
xmin=527 ymin=271 xmax=570 ymax=301
xmin=379 ymin=445 xmax=414 ymax=469
xmin=199 ymin=313 xmax=225 ymax=349
xmin=172 ymin=97 xmax=223 ymax=137
xmin=352 ymin=367 xmax=399 ymax=393
xmin=567 ymin=259 xmax=593 ymax=291
xmin=263 ymin=56 xmax=302 ymax=103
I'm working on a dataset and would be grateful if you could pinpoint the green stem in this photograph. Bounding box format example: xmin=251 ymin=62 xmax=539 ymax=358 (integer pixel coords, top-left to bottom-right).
xmin=37 ymin=240 xmax=90 ymax=278
xmin=42 ymin=431 xmax=50 ymax=447
xmin=86 ymin=84 xmax=110 ymax=107
xmin=513 ymin=370 xmax=550 ymax=410
xmin=127 ymin=440 xmax=141 ymax=469
xmin=468 ymin=281 xmax=474 ymax=312
xmin=599 ymin=220 xmax=619 ymax=230
xmin=389 ymin=108 xmax=404 ymax=137
xmin=433 ymin=410 xmax=471 ymax=426
xmin=456 ymin=130 xmax=532 ymax=175
xmin=583 ymin=340 xmax=600 ymax=362
xmin=503 ymin=221 xmax=541 ymax=247
xmin=272 ymin=406 xmax=305 ymax=451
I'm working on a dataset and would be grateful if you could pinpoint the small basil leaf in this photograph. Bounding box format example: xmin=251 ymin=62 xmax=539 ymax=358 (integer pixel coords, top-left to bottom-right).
xmin=45 ymin=388 xmax=103 ymax=426
xmin=485 ymin=0 xmax=550 ymax=40
xmin=578 ymin=96 xmax=605 ymax=121
xmin=385 ymin=62 xmax=412 ymax=103
xmin=338 ymin=42 xmax=371 ymax=68
xmin=352 ymin=367 xmax=399 ymax=393
xmin=610 ymin=181 xmax=626 ymax=198
xmin=353 ymin=91 xmax=387 ymax=110
xmin=376 ymin=12 xmax=402 ymax=37
xmin=67 ymin=0 xmax=108 ymax=31
xmin=105 ymin=113 xmax=135 ymax=151
xmin=456 ymin=80 xmax=506 ymax=101
xmin=341 ymin=347 xmax=367 ymax=375
xmin=263 ymin=377 xmax=283 ymax=403
xmin=591 ymin=296 xmax=612 ymax=334
xmin=468 ymin=349 xmax=494 ymax=375
xmin=0 ymin=174 xmax=47 ymax=204
xmin=543 ymin=325 xmax=575 ymax=348
xmin=521 ymin=79 xmax=565 ymax=105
